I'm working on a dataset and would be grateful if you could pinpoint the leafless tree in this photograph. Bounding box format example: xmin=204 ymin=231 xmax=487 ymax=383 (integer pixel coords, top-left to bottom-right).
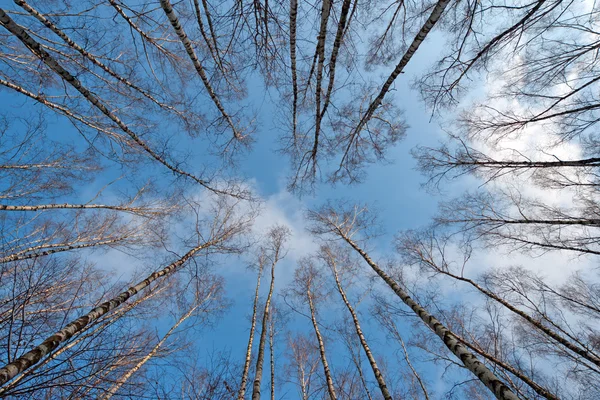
xmin=0 ymin=196 xmax=255 ymax=387
xmin=284 ymin=332 xmax=321 ymax=400
xmin=290 ymin=258 xmax=338 ymax=400
xmin=320 ymin=244 xmax=392 ymax=400
xmin=250 ymin=225 xmax=289 ymax=400
xmin=397 ymin=228 xmax=600 ymax=398
xmin=307 ymin=201 xmax=519 ymax=399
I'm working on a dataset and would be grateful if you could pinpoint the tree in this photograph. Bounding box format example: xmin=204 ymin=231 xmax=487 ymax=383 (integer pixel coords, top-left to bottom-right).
xmin=307 ymin=202 xmax=519 ymax=399
xmin=99 ymin=272 xmax=225 ymax=399
xmin=411 ymin=0 xmax=600 ymax=260
xmin=320 ymin=244 xmax=393 ymax=400
xmin=291 ymin=258 xmax=338 ymax=400
xmin=284 ymin=332 xmax=321 ymax=400
xmin=0 ymin=196 xmax=255 ymax=386
xmin=1 ymin=0 xmax=599 ymax=397
xmin=251 ymin=226 xmax=289 ymax=400
xmin=237 ymin=253 xmax=264 ymax=400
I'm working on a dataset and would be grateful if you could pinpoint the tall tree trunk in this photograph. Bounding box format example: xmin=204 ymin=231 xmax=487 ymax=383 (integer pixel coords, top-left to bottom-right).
xmin=251 ymin=256 xmax=277 ymax=399
xmin=0 ymin=237 xmax=221 ymax=386
xmin=338 ymin=0 xmax=451 ymax=172
xmin=0 ymin=9 xmax=228 ymax=195
xmin=268 ymin=310 xmax=275 ymax=400
xmin=455 ymin=332 xmax=561 ymax=400
xmin=336 ymin=231 xmax=518 ymax=400
xmin=329 ymin=260 xmax=392 ymax=400
xmin=238 ymin=263 xmax=264 ymax=399
xmin=0 ymin=285 xmax=169 ymax=396
xmin=0 ymin=203 xmax=163 ymax=216
xmin=346 ymin=341 xmax=374 ymax=400
xmin=159 ymin=0 xmax=242 ymax=140
xmin=0 ymin=236 xmax=130 ymax=264
xmin=289 ymin=0 xmax=299 ymax=145
xmin=14 ymin=0 xmax=180 ymax=115
xmin=307 ymin=289 xmax=337 ymax=400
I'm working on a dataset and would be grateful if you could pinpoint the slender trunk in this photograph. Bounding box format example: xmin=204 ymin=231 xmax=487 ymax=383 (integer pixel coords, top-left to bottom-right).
xmin=269 ymin=310 xmax=275 ymax=400
xmin=455 ymin=157 xmax=600 ymax=169
xmin=193 ymin=0 xmax=231 ymax=87
xmin=0 ymin=285 xmax=168 ymax=396
xmin=100 ymin=301 xmax=202 ymax=399
xmin=447 ymin=0 xmax=550 ymax=93
xmin=159 ymin=0 xmax=242 ymax=141
xmin=289 ymin=0 xmax=298 ymax=145
xmin=339 ymin=0 xmax=451 ymax=171
xmin=0 ymin=237 xmax=220 ymax=385
xmin=450 ymin=217 xmax=600 ymax=227
xmin=14 ymin=0 xmax=182 ymax=116
xmin=307 ymin=289 xmax=337 ymax=400
xmin=347 ymin=345 xmax=374 ymax=400
xmin=337 ymin=231 xmax=518 ymax=400
xmin=319 ymin=0 xmax=352 ymax=121
xmin=0 ymin=78 xmax=119 ymax=139
xmin=330 ymin=263 xmax=392 ymax=400
xmin=107 ymin=0 xmax=170 ymax=54
xmin=238 ymin=264 xmax=264 ymax=399
xmin=310 ymin=0 xmax=332 ymax=164
xmin=251 ymin=257 xmax=277 ymax=399
xmin=0 ymin=236 xmax=130 ymax=264
xmin=382 ymin=314 xmax=430 ymax=400
xmin=0 ymin=203 xmax=158 ymax=216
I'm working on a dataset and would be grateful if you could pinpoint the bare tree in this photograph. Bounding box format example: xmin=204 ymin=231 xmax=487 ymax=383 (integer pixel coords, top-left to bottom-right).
xmin=291 ymin=258 xmax=338 ymax=400
xmin=373 ymin=303 xmax=431 ymax=400
xmin=0 ymin=196 xmax=254 ymax=386
xmin=284 ymin=332 xmax=321 ymax=400
xmin=251 ymin=226 xmax=289 ymax=399
xmin=99 ymin=273 xmax=225 ymax=399
xmin=307 ymin=202 xmax=519 ymax=399
xmin=320 ymin=244 xmax=392 ymax=400
xmin=237 ymin=255 xmax=265 ymax=400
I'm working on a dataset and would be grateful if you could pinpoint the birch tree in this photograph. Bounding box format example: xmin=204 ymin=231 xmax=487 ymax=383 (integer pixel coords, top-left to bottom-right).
xmin=291 ymin=258 xmax=338 ymax=400
xmin=250 ymin=226 xmax=289 ymax=399
xmin=237 ymin=254 xmax=265 ymax=400
xmin=411 ymin=0 xmax=600 ymax=260
xmin=307 ymin=202 xmax=520 ymax=399
xmin=320 ymin=245 xmax=393 ymax=400
xmin=0 ymin=196 xmax=254 ymax=387
xmin=397 ymin=228 xmax=600 ymax=398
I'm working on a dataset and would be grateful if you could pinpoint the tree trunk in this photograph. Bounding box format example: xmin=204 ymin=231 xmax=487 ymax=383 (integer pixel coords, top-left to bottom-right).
xmin=100 ymin=300 xmax=202 ymax=399
xmin=381 ymin=315 xmax=430 ymax=400
xmin=340 ymin=0 xmax=451 ymax=170
xmin=330 ymin=261 xmax=392 ymax=400
xmin=455 ymin=332 xmax=561 ymax=400
xmin=0 ymin=237 xmax=220 ymax=386
xmin=238 ymin=264 xmax=264 ymax=399
xmin=435 ymin=267 xmax=600 ymax=367
xmin=0 ymin=8 xmax=227 ymax=195
xmin=269 ymin=310 xmax=275 ymax=400
xmin=307 ymin=289 xmax=337 ymax=400
xmin=251 ymin=257 xmax=276 ymax=399
xmin=337 ymin=231 xmax=518 ymax=400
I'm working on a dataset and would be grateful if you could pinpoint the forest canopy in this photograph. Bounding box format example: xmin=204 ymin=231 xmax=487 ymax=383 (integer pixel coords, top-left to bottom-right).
xmin=0 ymin=0 xmax=599 ymax=399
